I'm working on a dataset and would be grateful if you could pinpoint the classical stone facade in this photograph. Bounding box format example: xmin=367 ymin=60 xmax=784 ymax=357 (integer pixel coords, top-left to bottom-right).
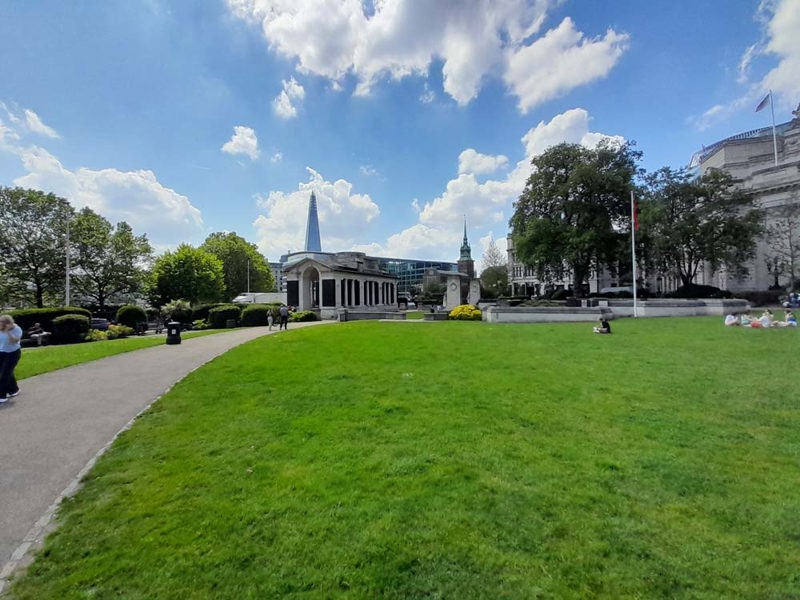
xmin=283 ymin=251 xmax=398 ymax=320
xmin=691 ymin=106 xmax=800 ymax=292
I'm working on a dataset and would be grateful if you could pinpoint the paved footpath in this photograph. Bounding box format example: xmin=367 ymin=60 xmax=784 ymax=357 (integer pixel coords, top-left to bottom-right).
xmin=0 ymin=322 xmax=330 ymax=591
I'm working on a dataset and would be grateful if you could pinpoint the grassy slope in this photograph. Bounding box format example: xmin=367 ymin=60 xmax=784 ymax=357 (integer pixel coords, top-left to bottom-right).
xmin=16 ymin=329 xmax=224 ymax=380
xmin=10 ymin=318 xmax=800 ymax=599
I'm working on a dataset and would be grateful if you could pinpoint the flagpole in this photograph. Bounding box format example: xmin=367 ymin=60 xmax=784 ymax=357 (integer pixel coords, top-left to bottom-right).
xmin=769 ymin=89 xmax=778 ymax=167
xmin=631 ymin=190 xmax=638 ymax=318
xmin=65 ymin=218 xmax=71 ymax=306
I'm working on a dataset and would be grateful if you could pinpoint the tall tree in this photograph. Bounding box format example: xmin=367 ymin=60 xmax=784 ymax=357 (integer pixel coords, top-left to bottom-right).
xmin=641 ymin=167 xmax=763 ymax=287
xmin=0 ymin=187 xmax=73 ymax=307
xmin=509 ymin=141 xmax=640 ymax=296
xmin=200 ymin=232 xmax=275 ymax=301
xmin=765 ymin=197 xmax=800 ymax=289
xmin=71 ymin=207 xmax=153 ymax=309
xmin=480 ymin=238 xmax=507 ymax=271
xmin=151 ymin=244 xmax=225 ymax=305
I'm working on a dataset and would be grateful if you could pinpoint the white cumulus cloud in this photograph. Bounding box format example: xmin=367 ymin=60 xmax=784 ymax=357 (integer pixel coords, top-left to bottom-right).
xmin=458 ymin=149 xmax=508 ymax=176
xmin=272 ymin=77 xmax=305 ymax=119
xmin=504 ymin=18 xmax=629 ymax=113
xmin=221 ymin=125 xmax=260 ymax=160
xmin=252 ymin=167 xmax=380 ymax=259
xmin=24 ymin=108 xmax=60 ymax=139
xmin=760 ymin=0 xmax=800 ymax=103
xmin=228 ymin=0 xmax=628 ymax=111
xmin=364 ymin=108 xmax=624 ymax=261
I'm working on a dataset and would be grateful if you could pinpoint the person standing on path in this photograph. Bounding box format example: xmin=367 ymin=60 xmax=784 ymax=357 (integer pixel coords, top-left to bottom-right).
xmin=279 ymin=304 xmax=289 ymax=330
xmin=0 ymin=314 xmax=22 ymax=403
xmin=267 ymin=307 xmax=274 ymax=331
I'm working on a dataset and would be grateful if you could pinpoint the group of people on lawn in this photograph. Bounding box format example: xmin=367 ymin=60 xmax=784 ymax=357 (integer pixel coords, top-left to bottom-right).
xmin=725 ymin=309 xmax=797 ymax=328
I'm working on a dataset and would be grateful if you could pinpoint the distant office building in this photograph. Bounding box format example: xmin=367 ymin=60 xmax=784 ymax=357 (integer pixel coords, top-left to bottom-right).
xmin=304 ymin=192 xmax=322 ymax=252
xmin=378 ymin=258 xmax=458 ymax=294
xmin=269 ymin=261 xmax=285 ymax=292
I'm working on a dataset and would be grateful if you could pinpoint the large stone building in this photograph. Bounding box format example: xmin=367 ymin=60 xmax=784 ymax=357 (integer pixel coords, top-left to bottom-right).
xmin=690 ymin=104 xmax=800 ymax=292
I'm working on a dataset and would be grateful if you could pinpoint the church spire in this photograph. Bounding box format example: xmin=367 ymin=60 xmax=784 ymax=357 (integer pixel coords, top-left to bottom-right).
xmin=304 ymin=192 xmax=322 ymax=252
xmin=459 ymin=217 xmax=471 ymax=260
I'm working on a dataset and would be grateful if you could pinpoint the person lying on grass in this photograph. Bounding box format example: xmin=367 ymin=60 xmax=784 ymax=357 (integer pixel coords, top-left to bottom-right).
xmin=724 ymin=313 xmax=740 ymax=326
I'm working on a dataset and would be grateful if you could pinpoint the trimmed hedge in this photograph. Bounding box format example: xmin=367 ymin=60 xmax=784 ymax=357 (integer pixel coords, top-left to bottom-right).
xmin=9 ymin=306 xmax=91 ymax=334
xmin=191 ymin=303 xmax=227 ymax=322
xmin=290 ymin=310 xmax=317 ymax=322
xmin=116 ymin=305 xmax=147 ymax=328
xmin=52 ymin=314 xmax=90 ymax=344
xmin=241 ymin=304 xmax=272 ymax=327
xmin=208 ymin=304 xmax=242 ymax=328
xmin=666 ymin=284 xmax=734 ymax=299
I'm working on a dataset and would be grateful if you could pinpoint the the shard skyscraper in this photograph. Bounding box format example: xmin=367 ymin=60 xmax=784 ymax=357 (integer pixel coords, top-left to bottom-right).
xmin=304 ymin=191 xmax=322 ymax=252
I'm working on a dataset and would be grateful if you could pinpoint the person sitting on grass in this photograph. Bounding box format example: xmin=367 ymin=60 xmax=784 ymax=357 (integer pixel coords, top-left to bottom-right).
xmin=760 ymin=309 xmax=775 ymax=328
xmin=724 ymin=313 xmax=740 ymax=326
xmin=783 ymin=310 xmax=797 ymax=327
xmin=592 ymin=317 xmax=611 ymax=334
xmin=27 ymin=322 xmax=51 ymax=345
xmin=740 ymin=310 xmax=753 ymax=327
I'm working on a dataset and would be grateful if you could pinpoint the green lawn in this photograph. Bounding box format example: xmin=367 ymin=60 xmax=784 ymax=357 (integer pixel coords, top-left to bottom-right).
xmin=16 ymin=329 xmax=224 ymax=380
xmin=9 ymin=318 xmax=800 ymax=599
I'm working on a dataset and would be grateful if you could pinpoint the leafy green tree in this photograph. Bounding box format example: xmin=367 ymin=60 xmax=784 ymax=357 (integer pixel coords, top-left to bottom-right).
xmin=71 ymin=207 xmax=153 ymax=309
xmin=151 ymin=244 xmax=224 ymax=305
xmin=480 ymin=238 xmax=507 ymax=271
xmin=480 ymin=266 xmax=509 ymax=298
xmin=200 ymin=232 xmax=275 ymax=301
xmin=0 ymin=187 xmax=73 ymax=307
xmin=510 ymin=142 xmax=640 ymax=296
xmin=641 ymin=167 xmax=763 ymax=287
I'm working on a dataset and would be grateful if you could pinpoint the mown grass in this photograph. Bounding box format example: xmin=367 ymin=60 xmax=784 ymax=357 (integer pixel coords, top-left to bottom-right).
xmin=9 ymin=318 xmax=800 ymax=599
xmin=16 ymin=329 xmax=224 ymax=380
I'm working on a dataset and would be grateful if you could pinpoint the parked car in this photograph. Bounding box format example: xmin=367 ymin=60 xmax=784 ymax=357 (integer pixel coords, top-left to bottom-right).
xmin=90 ymin=318 xmax=110 ymax=331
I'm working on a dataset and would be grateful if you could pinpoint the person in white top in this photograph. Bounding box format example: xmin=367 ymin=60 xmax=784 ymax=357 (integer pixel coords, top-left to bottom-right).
xmin=0 ymin=314 xmax=23 ymax=403
xmin=724 ymin=313 xmax=739 ymax=326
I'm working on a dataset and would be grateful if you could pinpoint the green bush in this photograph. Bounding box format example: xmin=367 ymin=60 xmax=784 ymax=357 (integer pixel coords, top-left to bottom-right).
xmin=191 ymin=303 xmax=227 ymax=322
xmin=116 ymin=305 xmax=147 ymax=328
xmin=162 ymin=299 xmax=193 ymax=324
xmin=448 ymin=304 xmax=482 ymax=321
xmin=9 ymin=306 xmax=91 ymax=334
xmin=666 ymin=284 xmax=734 ymax=299
xmin=290 ymin=310 xmax=317 ymax=322
xmin=737 ymin=290 xmax=783 ymax=306
xmin=208 ymin=304 xmax=242 ymax=328
xmin=192 ymin=319 xmax=211 ymax=330
xmin=107 ymin=325 xmax=134 ymax=339
xmin=241 ymin=304 xmax=272 ymax=327
xmin=85 ymin=329 xmax=108 ymax=342
xmin=52 ymin=314 xmax=90 ymax=344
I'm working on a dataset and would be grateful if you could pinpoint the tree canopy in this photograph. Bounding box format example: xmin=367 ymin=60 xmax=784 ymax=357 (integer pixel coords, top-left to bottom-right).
xmin=0 ymin=187 xmax=73 ymax=307
xmin=640 ymin=167 xmax=763 ymax=287
xmin=150 ymin=244 xmax=225 ymax=305
xmin=509 ymin=141 xmax=640 ymax=295
xmin=71 ymin=207 xmax=153 ymax=309
xmin=200 ymin=232 xmax=275 ymax=301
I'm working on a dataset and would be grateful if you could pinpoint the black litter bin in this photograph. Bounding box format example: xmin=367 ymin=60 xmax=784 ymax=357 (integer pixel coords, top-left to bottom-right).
xmin=165 ymin=321 xmax=181 ymax=345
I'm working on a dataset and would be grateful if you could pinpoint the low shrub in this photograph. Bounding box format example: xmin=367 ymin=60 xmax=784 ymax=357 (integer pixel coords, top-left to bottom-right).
xmin=738 ymin=289 xmax=784 ymax=307
xmin=107 ymin=324 xmax=134 ymax=339
xmin=290 ymin=310 xmax=317 ymax=322
xmin=666 ymin=284 xmax=734 ymax=299
xmin=448 ymin=304 xmax=482 ymax=321
xmin=191 ymin=303 xmax=227 ymax=322
xmin=52 ymin=314 xmax=90 ymax=344
xmin=162 ymin=299 xmax=193 ymax=324
xmin=85 ymin=329 xmax=108 ymax=342
xmin=116 ymin=305 xmax=147 ymax=328
xmin=208 ymin=304 xmax=242 ymax=328
xmin=10 ymin=306 xmax=91 ymax=333
xmin=192 ymin=319 xmax=211 ymax=330
xmin=241 ymin=304 xmax=273 ymax=327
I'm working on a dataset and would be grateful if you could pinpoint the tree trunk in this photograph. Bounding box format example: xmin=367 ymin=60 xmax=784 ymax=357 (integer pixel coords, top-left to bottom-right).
xmin=35 ymin=284 xmax=44 ymax=308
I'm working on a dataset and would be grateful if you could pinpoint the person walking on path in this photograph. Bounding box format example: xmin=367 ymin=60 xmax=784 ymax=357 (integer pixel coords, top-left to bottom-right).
xmin=267 ymin=307 xmax=274 ymax=331
xmin=279 ymin=304 xmax=289 ymax=330
xmin=0 ymin=314 xmax=22 ymax=403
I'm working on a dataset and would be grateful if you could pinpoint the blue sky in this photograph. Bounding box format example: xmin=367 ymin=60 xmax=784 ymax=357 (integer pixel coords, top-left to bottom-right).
xmin=1 ymin=0 xmax=798 ymax=265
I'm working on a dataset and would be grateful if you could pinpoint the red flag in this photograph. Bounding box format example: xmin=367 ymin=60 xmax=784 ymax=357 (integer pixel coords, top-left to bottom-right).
xmin=633 ymin=199 xmax=639 ymax=231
